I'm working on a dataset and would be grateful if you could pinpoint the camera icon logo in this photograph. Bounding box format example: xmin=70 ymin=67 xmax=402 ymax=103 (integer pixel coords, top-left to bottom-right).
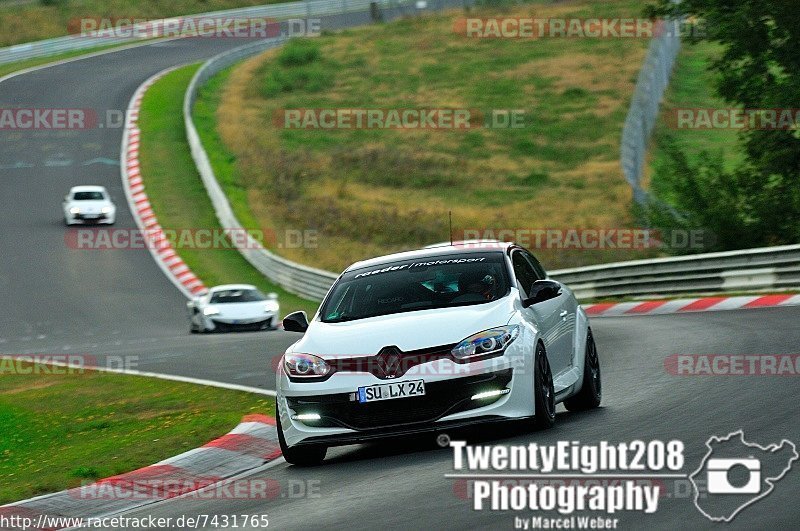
xmin=706 ymin=457 xmax=760 ymax=494
xmin=690 ymin=430 xmax=797 ymax=522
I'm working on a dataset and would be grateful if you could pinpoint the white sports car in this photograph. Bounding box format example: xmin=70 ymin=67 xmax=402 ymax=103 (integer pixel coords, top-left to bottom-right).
xmin=188 ymin=284 xmax=280 ymax=333
xmin=276 ymin=241 xmax=601 ymax=465
xmin=63 ymin=185 xmax=116 ymax=225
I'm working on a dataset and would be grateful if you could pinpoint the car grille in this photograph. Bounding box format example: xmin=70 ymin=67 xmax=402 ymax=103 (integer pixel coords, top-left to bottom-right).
xmin=286 ymin=369 xmax=513 ymax=431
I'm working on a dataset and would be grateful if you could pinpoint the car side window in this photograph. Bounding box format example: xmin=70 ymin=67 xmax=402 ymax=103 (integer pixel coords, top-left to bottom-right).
xmin=511 ymin=251 xmax=537 ymax=298
xmin=524 ymin=252 xmax=547 ymax=280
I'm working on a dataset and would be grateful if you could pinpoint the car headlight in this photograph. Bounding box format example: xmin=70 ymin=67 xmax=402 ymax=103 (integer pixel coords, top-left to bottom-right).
xmin=264 ymin=301 xmax=279 ymax=313
xmin=284 ymin=353 xmax=330 ymax=378
xmin=451 ymin=325 xmax=520 ymax=362
xmin=101 ymin=206 xmax=113 ymax=214
xmin=203 ymin=306 xmax=220 ymax=316
xmin=69 ymin=207 xmax=80 ymax=215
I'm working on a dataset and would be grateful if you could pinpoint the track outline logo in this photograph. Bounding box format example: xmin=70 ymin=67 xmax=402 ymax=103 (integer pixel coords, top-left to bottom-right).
xmin=689 ymin=430 xmax=798 ymax=522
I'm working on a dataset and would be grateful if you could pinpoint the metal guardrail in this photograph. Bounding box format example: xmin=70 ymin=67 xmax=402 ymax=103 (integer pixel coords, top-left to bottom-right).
xmin=184 ymin=37 xmax=339 ymax=302
xmin=550 ymin=244 xmax=800 ymax=300
xmin=0 ymin=0 xmax=431 ymax=66
xmin=620 ymin=19 xmax=681 ymax=205
xmin=183 ymin=0 xmax=465 ymax=301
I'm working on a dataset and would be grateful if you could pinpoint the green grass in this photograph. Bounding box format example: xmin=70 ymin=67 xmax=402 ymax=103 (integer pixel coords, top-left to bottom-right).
xmin=195 ymin=65 xmax=264 ymax=234
xmin=202 ymin=0 xmax=658 ymax=273
xmin=137 ymin=64 xmax=319 ymax=317
xmin=0 ymin=362 xmax=273 ymax=504
xmin=650 ymin=41 xmax=744 ymax=185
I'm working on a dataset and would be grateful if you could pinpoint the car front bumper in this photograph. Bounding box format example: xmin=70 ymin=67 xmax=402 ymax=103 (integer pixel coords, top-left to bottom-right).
xmin=203 ymin=312 xmax=277 ymax=332
xmin=277 ymin=342 xmax=536 ymax=448
xmin=66 ymin=213 xmax=114 ymax=224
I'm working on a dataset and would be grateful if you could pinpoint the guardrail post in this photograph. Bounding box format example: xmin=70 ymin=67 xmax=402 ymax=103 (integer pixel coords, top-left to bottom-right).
xmin=370 ymin=1 xmax=382 ymax=22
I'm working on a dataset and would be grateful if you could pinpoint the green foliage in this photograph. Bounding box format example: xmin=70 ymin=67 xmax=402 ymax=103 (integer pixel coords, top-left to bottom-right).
xmin=278 ymin=39 xmax=321 ymax=67
xmin=646 ymin=0 xmax=800 ymax=248
xmin=262 ymin=39 xmax=333 ymax=97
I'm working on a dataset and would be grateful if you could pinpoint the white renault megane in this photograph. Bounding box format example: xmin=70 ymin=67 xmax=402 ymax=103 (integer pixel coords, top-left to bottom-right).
xmin=276 ymin=242 xmax=601 ymax=465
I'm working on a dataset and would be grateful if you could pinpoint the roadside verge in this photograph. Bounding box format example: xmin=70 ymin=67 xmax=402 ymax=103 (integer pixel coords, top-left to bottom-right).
xmin=0 ymin=415 xmax=281 ymax=529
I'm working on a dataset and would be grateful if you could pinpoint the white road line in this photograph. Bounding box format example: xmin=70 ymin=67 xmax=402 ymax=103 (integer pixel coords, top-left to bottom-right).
xmin=0 ymin=356 xmax=276 ymax=396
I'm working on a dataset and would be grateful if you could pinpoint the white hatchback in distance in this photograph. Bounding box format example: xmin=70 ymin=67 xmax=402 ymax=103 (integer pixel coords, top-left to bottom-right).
xmin=276 ymin=241 xmax=602 ymax=465
xmin=63 ymin=185 xmax=116 ymax=225
xmin=188 ymin=284 xmax=280 ymax=333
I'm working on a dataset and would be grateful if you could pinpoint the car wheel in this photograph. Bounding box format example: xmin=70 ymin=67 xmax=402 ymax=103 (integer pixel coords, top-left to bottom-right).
xmin=564 ymin=329 xmax=602 ymax=412
xmin=532 ymin=342 xmax=555 ymax=430
xmin=277 ymin=410 xmax=327 ymax=466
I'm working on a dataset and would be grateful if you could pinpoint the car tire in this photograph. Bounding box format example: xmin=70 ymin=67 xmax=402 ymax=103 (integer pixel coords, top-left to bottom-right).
xmin=532 ymin=342 xmax=556 ymax=430
xmin=277 ymin=411 xmax=327 ymax=466
xmin=564 ymin=329 xmax=602 ymax=412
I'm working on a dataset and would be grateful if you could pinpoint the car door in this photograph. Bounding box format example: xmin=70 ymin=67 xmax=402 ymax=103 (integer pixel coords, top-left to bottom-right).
xmin=511 ymin=250 xmax=568 ymax=378
xmin=529 ymin=252 xmax=577 ymax=374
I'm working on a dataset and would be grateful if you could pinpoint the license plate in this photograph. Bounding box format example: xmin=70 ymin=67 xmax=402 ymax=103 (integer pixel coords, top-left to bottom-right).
xmin=358 ymin=380 xmax=425 ymax=403
xmin=84 ymin=215 xmax=99 ymax=219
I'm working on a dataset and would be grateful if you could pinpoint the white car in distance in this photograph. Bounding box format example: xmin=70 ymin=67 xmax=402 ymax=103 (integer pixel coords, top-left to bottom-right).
xmin=63 ymin=185 xmax=116 ymax=225
xmin=188 ymin=284 xmax=280 ymax=333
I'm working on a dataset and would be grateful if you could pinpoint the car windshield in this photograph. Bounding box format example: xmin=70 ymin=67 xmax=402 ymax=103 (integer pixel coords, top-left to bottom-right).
xmin=73 ymin=191 xmax=105 ymax=200
xmin=210 ymin=289 xmax=266 ymax=304
xmin=321 ymin=252 xmax=511 ymax=323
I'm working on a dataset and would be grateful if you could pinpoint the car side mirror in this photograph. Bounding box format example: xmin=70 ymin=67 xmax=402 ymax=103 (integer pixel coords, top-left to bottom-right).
xmin=267 ymin=292 xmax=278 ymax=300
xmin=283 ymin=311 xmax=309 ymax=333
xmin=522 ymin=280 xmax=562 ymax=308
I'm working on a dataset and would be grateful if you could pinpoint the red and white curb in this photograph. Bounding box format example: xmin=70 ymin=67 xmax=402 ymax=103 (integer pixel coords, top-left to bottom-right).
xmin=584 ymin=293 xmax=800 ymax=317
xmin=0 ymin=415 xmax=280 ymax=530
xmin=121 ymin=66 xmax=207 ymax=299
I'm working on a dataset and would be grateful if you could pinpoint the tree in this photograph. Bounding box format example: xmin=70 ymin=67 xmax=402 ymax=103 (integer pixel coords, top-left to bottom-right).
xmin=646 ymin=0 xmax=800 ymax=247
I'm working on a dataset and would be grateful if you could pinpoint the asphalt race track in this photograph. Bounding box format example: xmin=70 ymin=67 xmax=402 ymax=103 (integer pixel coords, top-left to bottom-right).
xmin=0 ymin=37 xmax=297 ymax=391
xmin=121 ymin=306 xmax=800 ymax=530
xmin=1 ymin=35 xmax=799 ymax=531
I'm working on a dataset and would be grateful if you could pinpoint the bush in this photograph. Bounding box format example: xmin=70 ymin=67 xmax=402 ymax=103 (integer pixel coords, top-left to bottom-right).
xmin=277 ymin=39 xmax=321 ymax=67
xmin=262 ymin=40 xmax=333 ymax=97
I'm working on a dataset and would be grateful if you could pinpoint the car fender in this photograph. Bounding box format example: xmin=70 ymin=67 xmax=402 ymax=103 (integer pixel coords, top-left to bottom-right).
xmin=505 ymin=315 xmax=541 ymax=417
xmin=568 ymin=306 xmax=591 ymax=396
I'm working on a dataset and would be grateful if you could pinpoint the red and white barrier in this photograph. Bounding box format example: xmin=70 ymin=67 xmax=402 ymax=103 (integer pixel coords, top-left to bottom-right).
xmin=585 ymin=293 xmax=800 ymax=317
xmin=121 ymin=67 xmax=208 ymax=299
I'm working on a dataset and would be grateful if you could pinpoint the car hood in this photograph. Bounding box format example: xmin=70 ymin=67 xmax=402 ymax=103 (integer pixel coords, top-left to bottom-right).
xmin=212 ymin=301 xmax=271 ymax=318
xmin=292 ymin=297 xmax=516 ymax=358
